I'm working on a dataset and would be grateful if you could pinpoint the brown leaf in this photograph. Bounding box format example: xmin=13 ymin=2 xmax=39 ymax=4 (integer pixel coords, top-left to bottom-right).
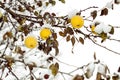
xmin=59 ymin=0 xmax=65 ymax=3
xmin=3 ymin=32 xmax=13 ymax=40
xmin=73 ymin=75 xmax=84 ymax=80
xmin=28 ymin=63 xmax=37 ymax=70
xmin=51 ymin=1 xmax=56 ymax=6
xmin=96 ymin=72 xmax=102 ymax=80
xmin=18 ymin=5 xmax=25 ymax=12
xmin=44 ymin=46 xmax=52 ymax=55
xmin=71 ymin=36 xmax=75 ymax=46
xmin=114 ymin=0 xmax=120 ymax=4
xmin=3 ymin=16 xmax=8 ymax=22
xmin=59 ymin=31 xmax=66 ymax=37
xmin=49 ymin=63 xmax=59 ymax=76
xmin=91 ymin=10 xmax=97 ymax=19
xmin=100 ymin=8 xmax=108 ymax=16
xmin=52 ymin=33 xmax=57 ymax=40
xmin=66 ymin=27 xmax=74 ymax=35
xmin=55 ymin=47 xmax=59 ymax=56
xmin=66 ymin=35 xmax=70 ymax=42
xmin=79 ymin=37 xmax=84 ymax=45
xmin=14 ymin=46 xmax=25 ymax=55
xmin=37 ymin=1 xmax=42 ymax=7
xmin=46 ymin=2 xmax=49 ymax=6
xmin=55 ymin=62 xmax=59 ymax=69
xmin=100 ymin=32 xmax=107 ymax=43
xmin=34 ymin=11 xmax=39 ymax=16
xmin=47 ymin=57 xmax=53 ymax=62
xmin=112 ymin=74 xmax=119 ymax=80
xmin=109 ymin=27 xmax=114 ymax=34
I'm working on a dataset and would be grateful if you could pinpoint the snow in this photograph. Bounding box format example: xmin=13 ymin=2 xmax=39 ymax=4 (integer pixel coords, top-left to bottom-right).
xmin=0 ymin=0 xmax=120 ymax=80
xmin=94 ymin=22 xmax=112 ymax=34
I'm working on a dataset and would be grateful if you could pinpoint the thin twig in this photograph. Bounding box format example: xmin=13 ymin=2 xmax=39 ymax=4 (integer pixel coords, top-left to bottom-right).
xmin=50 ymin=54 xmax=78 ymax=68
xmin=6 ymin=66 xmax=19 ymax=80
xmin=89 ymin=38 xmax=120 ymax=55
xmin=59 ymin=71 xmax=74 ymax=77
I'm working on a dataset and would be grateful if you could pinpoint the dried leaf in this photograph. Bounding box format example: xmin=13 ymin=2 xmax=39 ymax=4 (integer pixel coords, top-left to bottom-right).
xmin=114 ymin=0 xmax=120 ymax=4
xmin=73 ymin=75 xmax=84 ymax=80
xmin=100 ymin=32 xmax=107 ymax=43
xmin=59 ymin=0 xmax=65 ymax=3
xmin=17 ymin=17 xmax=26 ymax=25
xmin=66 ymin=27 xmax=74 ymax=35
xmin=44 ymin=46 xmax=52 ymax=55
xmin=46 ymin=2 xmax=49 ymax=6
xmin=55 ymin=47 xmax=59 ymax=56
xmin=109 ymin=27 xmax=114 ymax=34
xmin=59 ymin=31 xmax=66 ymax=37
xmin=96 ymin=72 xmax=102 ymax=80
xmin=52 ymin=33 xmax=57 ymax=40
xmin=55 ymin=62 xmax=59 ymax=69
xmin=79 ymin=37 xmax=84 ymax=45
xmin=71 ymin=36 xmax=75 ymax=46
xmin=34 ymin=11 xmax=39 ymax=16
xmin=112 ymin=74 xmax=119 ymax=80
xmin=37 ymin=1 xmax=42 ymax=7
xmin=18 ymin=5 xmax=25 ymax=12
xmin=51 ymin=1 xmax=56 ymax=6
xmin=3 ymin=16 xmax=8 ymax=22
xmin=91 ymin=10 xmax=97 ymax=19
xmin=3 ymin=32 xmax=13 ymax=40
xmin=100 ymin=8 xmax=108 ymax=16
xmin=47 ymin=57 xmax=53 ymax=62
xmin=66 ymin=35 xmax=70 ymax=42
xmin=49 ymin=63 xmax=59 ymax=76
xmin=14 ymin=46 xmax=25 ymax=55
xmin=5 ymin=56 xmax=14 ymax=67
xmin=28 ymin=63 xmax=37 ymax=70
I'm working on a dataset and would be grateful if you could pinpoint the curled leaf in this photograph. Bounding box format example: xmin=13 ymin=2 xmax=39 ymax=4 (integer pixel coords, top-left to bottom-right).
xmin=43 ymin=12 xmax=51 ymax=20
xmin=3 ymin=32 xmax=13 ymax=40
xmin=59 ymin=31 xmax=66 ymax=37
xmin=100 ymin=8 xmax=108 ymax=16
xmin=91 ymin=10 xmax=97 ymax=19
